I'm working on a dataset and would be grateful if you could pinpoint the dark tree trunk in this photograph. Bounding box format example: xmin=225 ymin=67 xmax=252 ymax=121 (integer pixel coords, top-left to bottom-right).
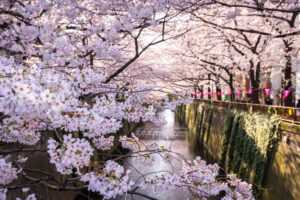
xmin=193 ymin=85 xmax=197 ymax=98
xmin=208 ymin=87 xmax=211 ymax=100
xmin=283 ymin=66 xmax=293 ymax=107
xmin=249 ymin=61 xmax=260 ymax=104
xmin=229 ymin=75 xmax=235 ymax=101
xmin=216 ymin=86 xmax=221 ymax=101
xmin=199 ymin=86 xmax=203 ymax=99
xmin=282 ymin=39 xmax=293 ymax=107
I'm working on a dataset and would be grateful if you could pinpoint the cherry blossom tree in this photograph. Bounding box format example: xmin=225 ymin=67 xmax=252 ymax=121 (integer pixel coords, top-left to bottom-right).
xmin=176 ymin=0 xmax=299 ymax=104
xmin=0 ymin=0 xmax=255 ymax=200
xmin=177 ymin=26 xmax=243 ymax=101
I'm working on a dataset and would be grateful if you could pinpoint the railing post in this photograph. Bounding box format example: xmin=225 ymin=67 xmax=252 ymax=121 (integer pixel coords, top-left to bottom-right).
xmin=293 ymin=108 xmax=296 ymax=124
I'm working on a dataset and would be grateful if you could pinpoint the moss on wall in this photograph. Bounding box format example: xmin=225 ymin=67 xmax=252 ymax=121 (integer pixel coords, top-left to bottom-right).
xmin=221 ymin=111 xmax=280 ymax=197
xmin=175 ymin=104 xmax=186 ymax=126
xmin=178 ymin=103 xmax=281 ymax=199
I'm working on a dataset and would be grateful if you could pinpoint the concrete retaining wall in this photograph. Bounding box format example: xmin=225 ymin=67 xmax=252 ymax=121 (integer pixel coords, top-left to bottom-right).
xmin=176 ymin=103 xmax=300 ymax=200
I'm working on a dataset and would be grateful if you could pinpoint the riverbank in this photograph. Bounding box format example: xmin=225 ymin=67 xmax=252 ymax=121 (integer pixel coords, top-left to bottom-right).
xmin=176 ymin=103 xmax=300 ymax=200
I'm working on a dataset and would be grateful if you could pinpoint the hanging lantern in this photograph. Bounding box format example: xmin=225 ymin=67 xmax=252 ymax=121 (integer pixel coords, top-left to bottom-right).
xmin=237 ymin=90 xmax=241 ymax=95
xmin=265 ymin=89 xmax=271 ymax=96
xmin=248 ymin=89 xmax=253 ymax=95
xmin=283 ymin=90 xmax=290 ymax=100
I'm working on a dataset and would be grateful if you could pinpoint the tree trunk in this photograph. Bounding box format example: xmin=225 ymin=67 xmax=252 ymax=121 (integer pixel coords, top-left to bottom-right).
xmin=216 ymin=86 xmax=221 ymax=101
xmin=229 ymin=75 xmax=235 ymax=101
xmin=193 ymin=85 xmax=197 ymax=98
xmin=249 ymin=61 xmax=260 ymax=104
xmin=199 ymin=86 xmax=203 ymax=99
xmin=283 ymin=66 xmax=293 ymax=107
xmin=282 ymin=39 xmax=293 ymax=107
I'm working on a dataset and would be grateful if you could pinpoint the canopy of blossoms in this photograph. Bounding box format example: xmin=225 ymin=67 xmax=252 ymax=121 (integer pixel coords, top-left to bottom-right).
xmin=0 ymin=0 xmax=278 ymax=199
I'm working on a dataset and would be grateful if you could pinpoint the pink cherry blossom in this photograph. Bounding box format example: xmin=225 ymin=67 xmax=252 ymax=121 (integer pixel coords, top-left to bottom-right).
xmin=47 ymin=135 xmax=93 ymax=175
xmin=0 ymin=156 xmax=19 ymax=185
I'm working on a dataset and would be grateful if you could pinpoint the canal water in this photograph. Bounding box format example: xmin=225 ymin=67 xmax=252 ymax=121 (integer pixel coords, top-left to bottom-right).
xmin=120 ymin=109 xmax=200 ymax=200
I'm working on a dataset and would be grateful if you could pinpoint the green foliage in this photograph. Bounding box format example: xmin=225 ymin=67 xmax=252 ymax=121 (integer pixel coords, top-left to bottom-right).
xmin=194 ymin=104 xmax=214 ymax=145
xmin=205 ymin=106 xmax=214 ymax=143
xmin=175 ymin=104 xmax=186 ymax=125
xmin=196 ymin=105 xmax=205 ymax=142
xmin=221 ymin=110 xmax=280 ymax=198
xmin=220 ymin=111 xmax=235 ymax=168
xmin=185 ymin=104 xmax=191 ymax=125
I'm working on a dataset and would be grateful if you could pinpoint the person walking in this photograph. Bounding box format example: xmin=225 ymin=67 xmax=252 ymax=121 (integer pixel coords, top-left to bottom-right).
xmin=276 ymin=94 xmax=281 ymax=106
xmin=297 ymin=99 xmax=300 ymax=116
xmin=296 ymin=99 xmax=300 ymax=107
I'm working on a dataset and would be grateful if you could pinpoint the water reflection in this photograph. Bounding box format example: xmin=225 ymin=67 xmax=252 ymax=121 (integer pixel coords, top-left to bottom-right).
xmin=119 ymin=109 xmax=197 ymax=200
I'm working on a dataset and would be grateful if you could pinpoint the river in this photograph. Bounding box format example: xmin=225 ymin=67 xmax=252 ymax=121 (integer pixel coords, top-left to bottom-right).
xmin=120 ymin=109 xmax=199 ymax=200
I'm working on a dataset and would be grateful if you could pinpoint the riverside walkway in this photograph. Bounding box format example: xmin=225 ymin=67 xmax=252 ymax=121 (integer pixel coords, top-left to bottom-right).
xmin=194 ymin=99 xmax=300 ymax=124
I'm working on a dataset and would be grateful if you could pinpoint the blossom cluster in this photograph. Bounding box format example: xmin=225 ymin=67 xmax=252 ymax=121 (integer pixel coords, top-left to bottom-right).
xmin=0 ymin=56 xmax=164 ymax=146
xmin=0 ymin=55 xmax=168 ymax=198
xmin=119 ymin=133 xmax=140 ymax=151
xmin=47 ymin=135 xmax=93 ymax=175
xmin=120 ymin=135 xmax=163 ymax=166
xmin=93 ymin=136 xmax=115 ymax=151
xmin=140 ymin=173 xmax=181 ymax=193
xmin=16 ymin=193 xmax=37 ymax=200
xmin=80 ymin=160 xmax=134 ymax=199
xmin=139 ymin=157 xmax=254 ymax=199
xmin=224 ymin=174 xmax=255 ymax=200
xmin=0 ymin=189 xmax=7 ymax=200
xmin=25 ymin=194 xmax=37 ymax=200
xmin=164 ymin=90 xmax=193 ymax=110
xmin=0 ymin=156 xmax=19 ymax=185
xmin=0 ymin=117 xmax=41 ymax=145
xmin=181 ymin=157 xmax=228 ymax=197
xmin=138 ymin=153 xmax=157 ymax=166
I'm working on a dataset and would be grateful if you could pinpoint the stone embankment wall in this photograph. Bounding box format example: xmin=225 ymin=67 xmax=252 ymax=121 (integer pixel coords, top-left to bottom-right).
xmin=176 ymin=103 xmax=300 ymax=200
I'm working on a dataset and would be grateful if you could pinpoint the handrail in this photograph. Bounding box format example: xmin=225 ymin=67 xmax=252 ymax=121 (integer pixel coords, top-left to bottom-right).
xmin=194 ymin=99 xmax=300 ymax=124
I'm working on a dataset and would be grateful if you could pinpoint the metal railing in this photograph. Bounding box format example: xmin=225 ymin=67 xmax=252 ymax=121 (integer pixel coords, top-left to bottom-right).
xmin=194 ymin=99 xmax=300 ymax=124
